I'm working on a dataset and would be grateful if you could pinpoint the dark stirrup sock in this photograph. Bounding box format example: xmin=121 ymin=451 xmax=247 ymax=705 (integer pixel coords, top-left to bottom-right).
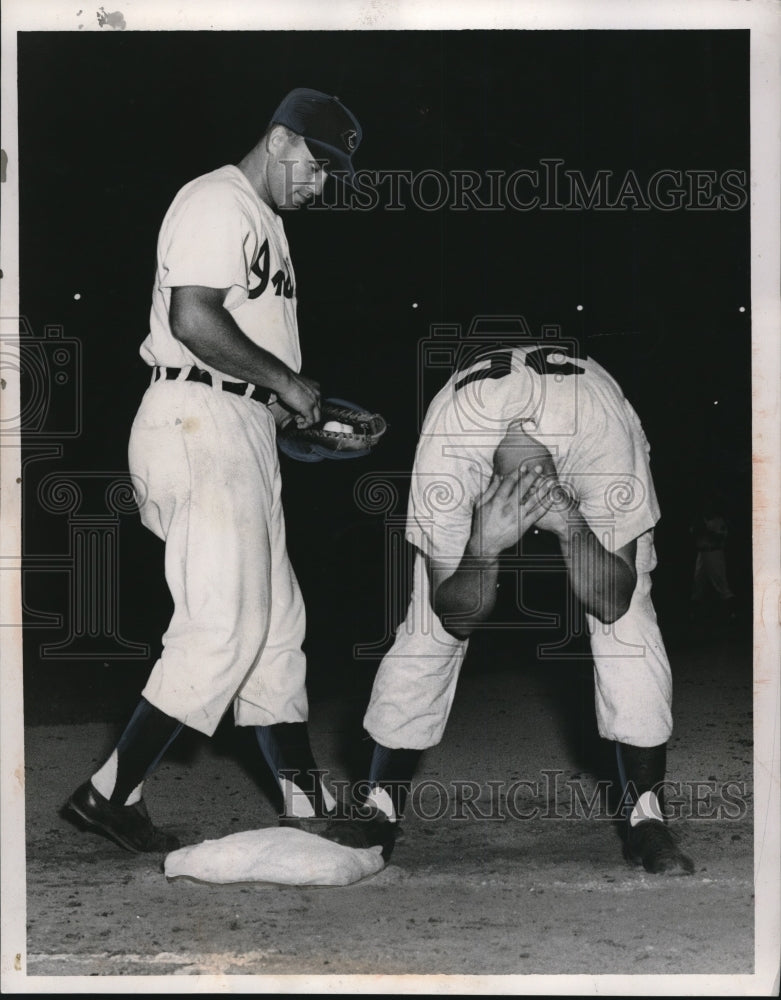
xmin=615 ymin=741 xmax=668 ymax=819
xmin=366 ymin=741 xmax=423 ymax=821
xmin=255 ymin=722 xmax=333 ymax=816
xmin=109 ymin=698 xmax=183 ymax=805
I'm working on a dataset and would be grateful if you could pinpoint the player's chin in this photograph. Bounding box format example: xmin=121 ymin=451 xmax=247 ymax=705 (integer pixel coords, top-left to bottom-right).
xmin=282 ymin=191 xmax=315 ymax=210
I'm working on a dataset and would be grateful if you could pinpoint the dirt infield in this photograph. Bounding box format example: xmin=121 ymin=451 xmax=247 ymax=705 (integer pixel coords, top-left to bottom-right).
xmin=15 ymin=620 xmax=762 ymax=991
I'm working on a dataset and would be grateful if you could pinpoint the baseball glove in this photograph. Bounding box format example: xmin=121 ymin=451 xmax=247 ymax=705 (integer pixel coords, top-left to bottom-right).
xmin=277 ymin=397 xmax=388 ymax=462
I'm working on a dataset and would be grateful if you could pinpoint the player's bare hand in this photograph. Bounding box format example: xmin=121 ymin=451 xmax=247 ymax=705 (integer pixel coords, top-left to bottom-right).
xmin=471 ymin=464 xmax=548 ymax=555
xmin=278 ymin=373 xmax=321 ymax=428
xmin=526 ymin=462 xmax=580 ymax=537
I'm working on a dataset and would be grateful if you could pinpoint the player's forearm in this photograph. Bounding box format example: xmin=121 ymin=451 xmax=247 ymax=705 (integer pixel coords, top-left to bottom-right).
xmin=555 ymin=513 xmax=636 ymax=623
xmin=433 ymin=542 xmax=502 ymax=639
xmin=170 ymin=292 xmax=296 ymax=394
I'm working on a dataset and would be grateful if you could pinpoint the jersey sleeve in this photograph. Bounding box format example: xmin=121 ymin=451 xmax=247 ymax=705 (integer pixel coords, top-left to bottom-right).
xmin=406 ymin=434 xmax=486 ymax=568
xmin=559 ymin=398 xmax=661 ymax=552
xmin=157 ymin=181 xmax=255 ymax=311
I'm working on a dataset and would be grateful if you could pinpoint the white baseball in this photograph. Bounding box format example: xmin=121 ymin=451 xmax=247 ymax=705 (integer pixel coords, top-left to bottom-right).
xmin=323 ymin=420 xmax=353 ymax=434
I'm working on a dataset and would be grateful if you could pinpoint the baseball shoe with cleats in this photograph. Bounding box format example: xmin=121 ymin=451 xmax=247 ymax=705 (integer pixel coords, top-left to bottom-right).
xmin=625 ymin=819 xmax=694 ymax=875
xmin=278 ymin=806 xmax=398 ymax=861
xmin=315 ymin=809 xmax=399 ymax=862
xmin=63 ymin=780 xmax=180 ymax=853
xmin=277 ymin=814 xmax=336 ymax=835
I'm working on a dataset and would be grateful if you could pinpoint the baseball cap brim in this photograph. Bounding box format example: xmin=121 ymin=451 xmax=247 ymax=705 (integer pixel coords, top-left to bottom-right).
xmin=304 ymin=138 xmax=357 ymax=187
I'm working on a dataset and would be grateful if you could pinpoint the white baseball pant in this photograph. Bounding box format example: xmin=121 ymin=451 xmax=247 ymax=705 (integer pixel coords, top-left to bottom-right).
xmin=364 ymin=531 xmax=672 ymax=750
xmin=128 ymin=378 xmax=308 ymax=737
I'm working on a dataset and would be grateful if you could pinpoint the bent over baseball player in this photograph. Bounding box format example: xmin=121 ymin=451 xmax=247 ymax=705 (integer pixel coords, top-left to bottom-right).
xmin=64 ymin=89 xmax=363 ymax=852
xmin=328 ymin=332 xmax=694 ymax=875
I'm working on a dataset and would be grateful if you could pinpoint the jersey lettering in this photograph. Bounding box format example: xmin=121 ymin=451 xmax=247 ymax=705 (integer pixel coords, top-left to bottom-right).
xmin=271 ymin=270 xmax=294 ymax=298
xmin=248 ymin=240 xmax=270 ymax=299
xmin=454 ymin=350 xmax=513 ymax=391
xmin=523 ymin=345 xmax=585 ymax=377
xmin=249 ymin=240 xmax=295 ymax=300
xmin=455 ymin=345 xmax=584 ymax=391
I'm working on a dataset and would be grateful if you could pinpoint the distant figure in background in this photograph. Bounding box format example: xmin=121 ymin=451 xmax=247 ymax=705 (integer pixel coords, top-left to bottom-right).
xmin=690 ymin=504 xmax=736 ymax=619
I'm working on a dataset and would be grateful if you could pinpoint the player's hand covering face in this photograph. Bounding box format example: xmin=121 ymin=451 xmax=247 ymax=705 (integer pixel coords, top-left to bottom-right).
xmin=489 ymin=421 xmax=578 ymax=541
xmin=471 ymin=464 xmax=551 ymax=556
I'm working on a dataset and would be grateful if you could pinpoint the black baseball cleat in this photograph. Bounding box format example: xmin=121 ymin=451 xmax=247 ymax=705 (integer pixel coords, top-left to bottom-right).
xmin=315 ymin=813 xmax=399 ymax=862
xmin=278 ymin=811 xmax=398 ymax=860
xmin=625 ymin=819 xmax=694 ymax=875
xmin=278 ymin=814 xmax=336 ymax=835
xmin=63 ymin=780 xmax=180 ymax=854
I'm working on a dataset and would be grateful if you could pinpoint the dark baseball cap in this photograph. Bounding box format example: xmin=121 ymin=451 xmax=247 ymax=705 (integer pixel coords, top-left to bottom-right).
xmin=270 ymin=87 xmax=362 ymax=185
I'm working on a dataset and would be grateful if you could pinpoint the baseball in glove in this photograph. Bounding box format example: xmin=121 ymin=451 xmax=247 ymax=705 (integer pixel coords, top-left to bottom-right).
xmin=277 ymin=398 xmax=388 ymax=462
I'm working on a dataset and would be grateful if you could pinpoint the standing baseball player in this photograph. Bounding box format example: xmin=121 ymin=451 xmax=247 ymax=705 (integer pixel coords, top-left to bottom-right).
xmin=327 ymin=330 xmax=694 ymax=875
xmin=64 ymin=88 xmax=362 ymax=852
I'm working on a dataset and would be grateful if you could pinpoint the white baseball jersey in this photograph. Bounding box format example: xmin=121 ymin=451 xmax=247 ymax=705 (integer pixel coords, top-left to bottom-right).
xmin=409 ymin=343 xmax=660 ymax=564
xmin=130 ymin=165 xmax=309 ymax=736
xmin=364 ymin=342 xmax=672 ymax=750
xmin=141 ymin=164 xmax=301 ymax=375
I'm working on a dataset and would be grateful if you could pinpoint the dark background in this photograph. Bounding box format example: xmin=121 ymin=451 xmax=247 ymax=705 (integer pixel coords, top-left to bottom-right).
xmin=18 ymin=30 xmax=751 ymax=724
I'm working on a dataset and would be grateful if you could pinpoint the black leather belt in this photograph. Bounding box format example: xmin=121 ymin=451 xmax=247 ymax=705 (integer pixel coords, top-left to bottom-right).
xmin=152 ymin=366 xmax=275 ymax=405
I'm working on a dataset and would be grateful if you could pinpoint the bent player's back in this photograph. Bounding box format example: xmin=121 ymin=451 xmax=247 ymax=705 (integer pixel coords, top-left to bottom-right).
xmin=423 ymin=341 xmax=637 ymax=446
xmin=411 ymin=341 xmax=659 ymax=556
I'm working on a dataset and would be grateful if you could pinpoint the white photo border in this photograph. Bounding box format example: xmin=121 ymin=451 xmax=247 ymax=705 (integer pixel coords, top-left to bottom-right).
xmin=1 ymin=1 xmax=778 ymax=995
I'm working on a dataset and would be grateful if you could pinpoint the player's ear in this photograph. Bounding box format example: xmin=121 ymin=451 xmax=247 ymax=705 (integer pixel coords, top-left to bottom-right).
xmin=266 ymin=124 xmax=291 ymax=151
